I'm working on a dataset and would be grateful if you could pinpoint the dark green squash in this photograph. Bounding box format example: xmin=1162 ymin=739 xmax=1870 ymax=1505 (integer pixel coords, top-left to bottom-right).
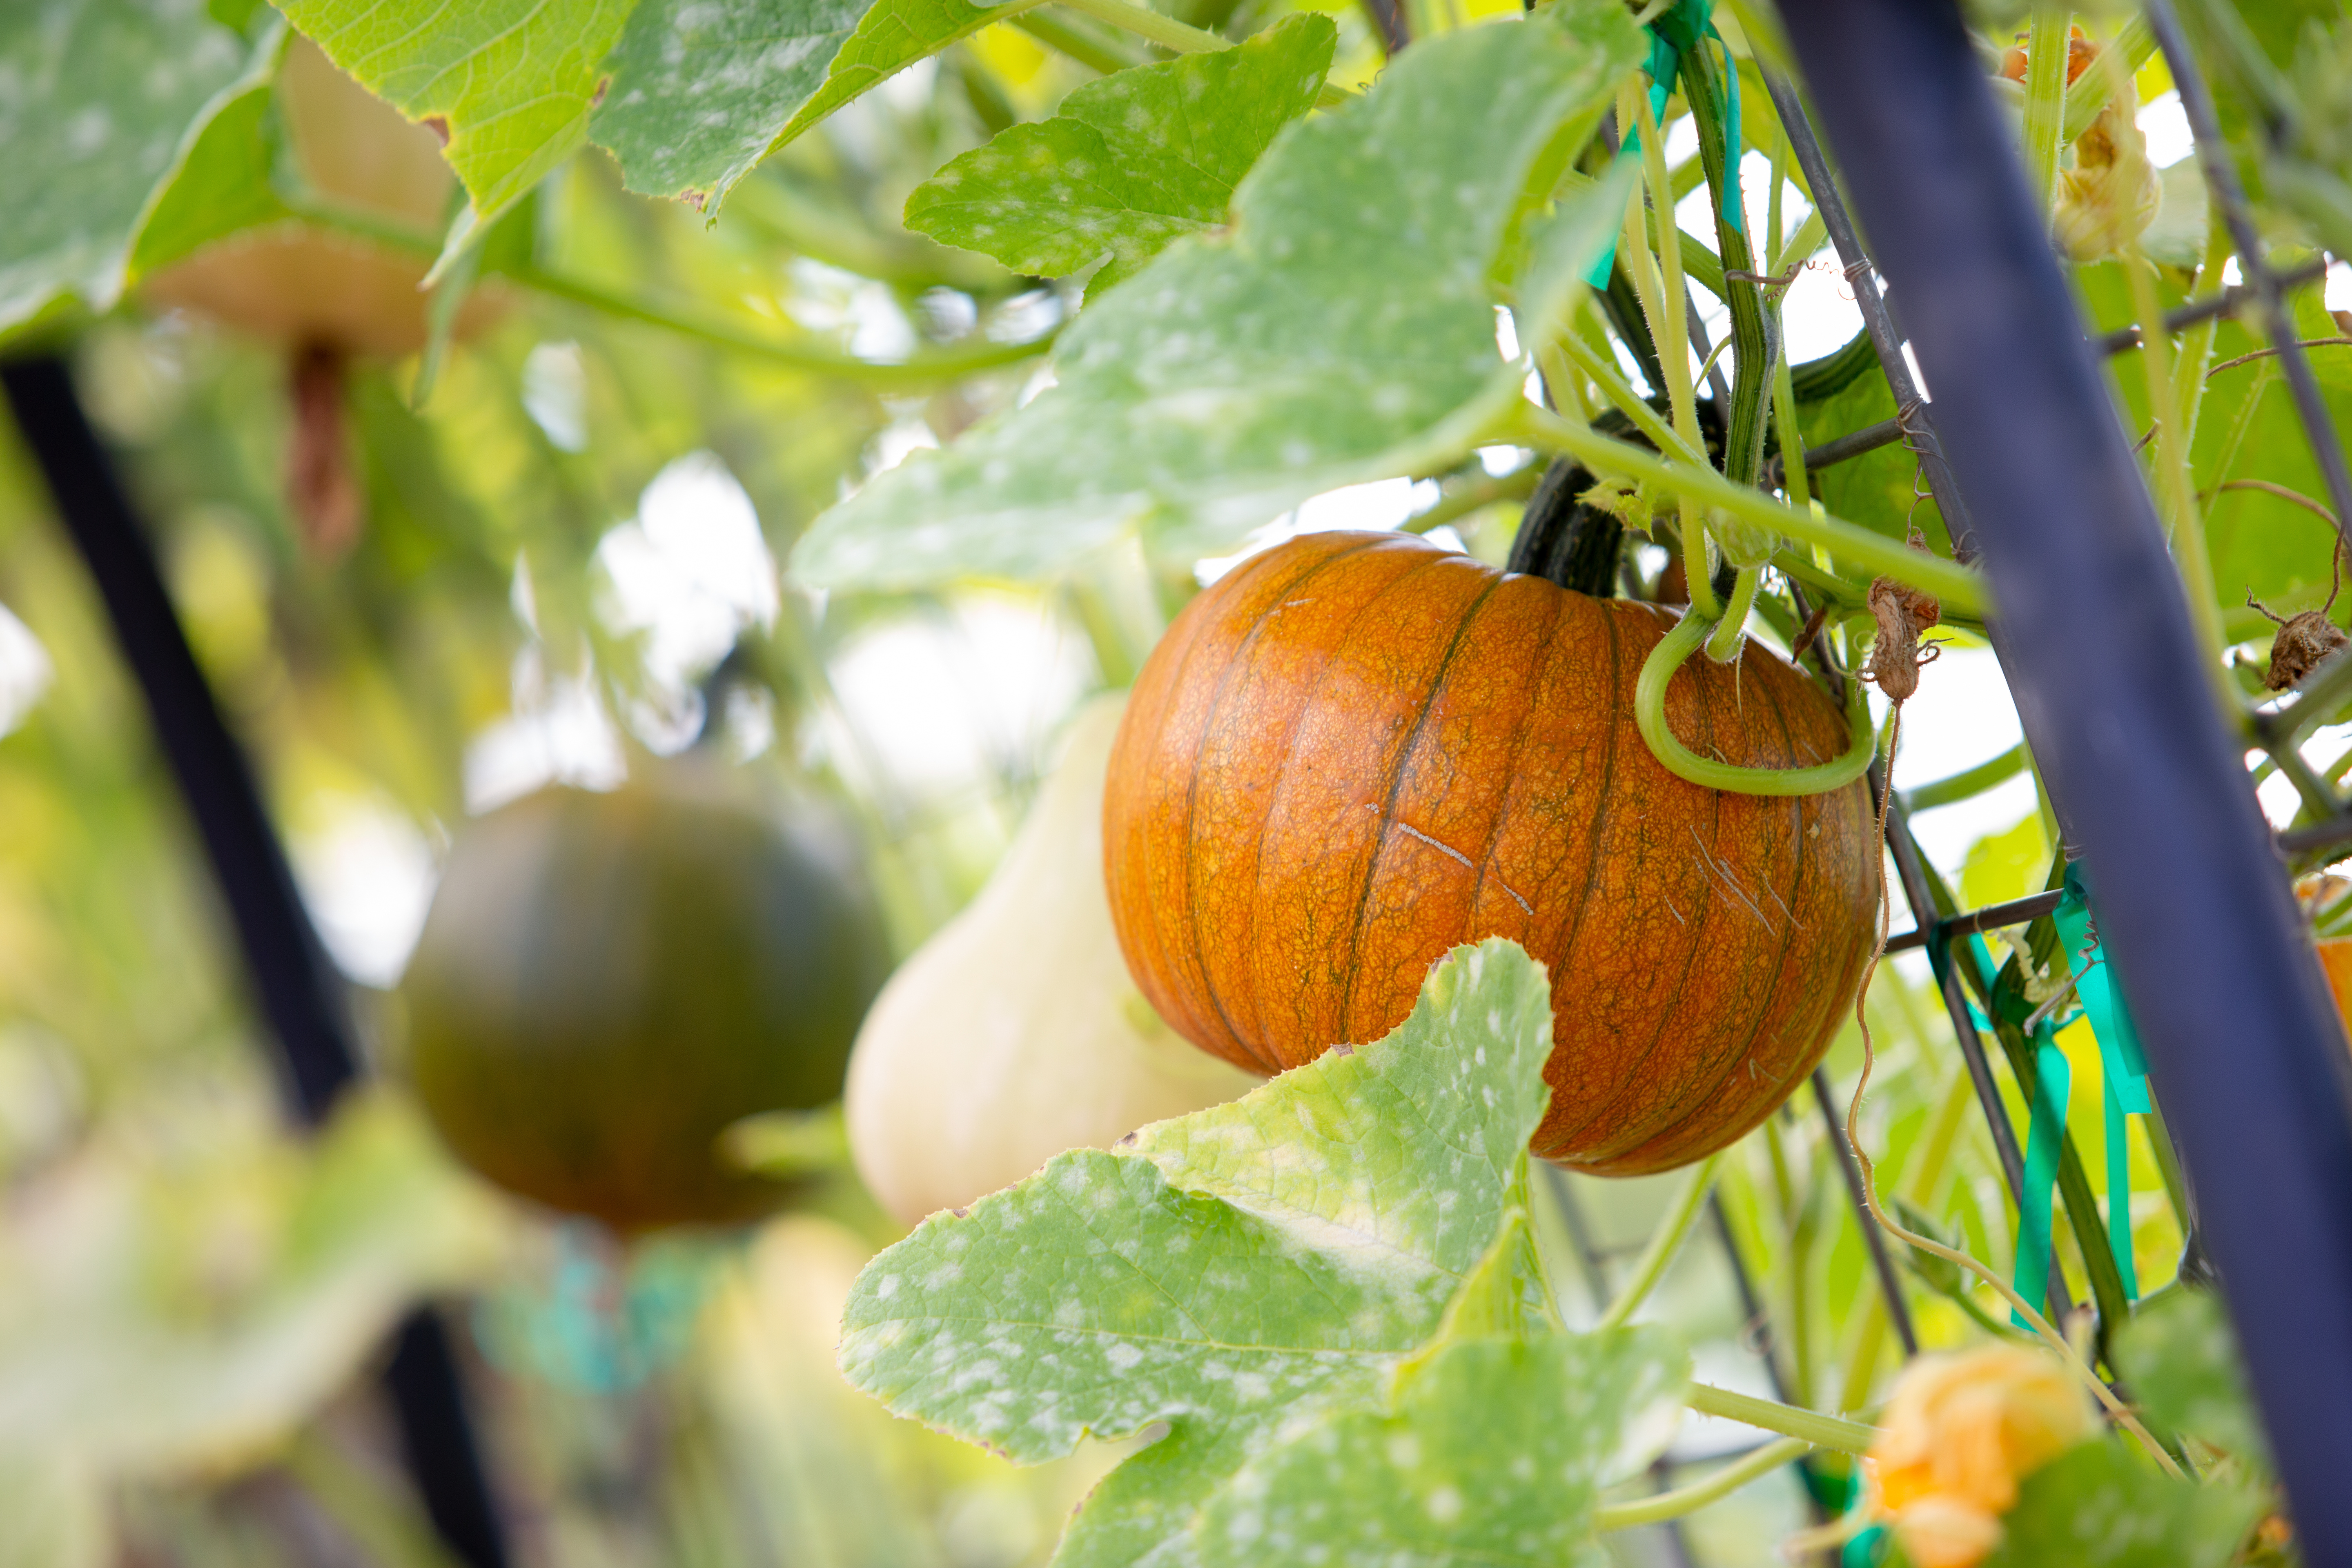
xmin=403 ymin=766 xmax=887 ymax=1232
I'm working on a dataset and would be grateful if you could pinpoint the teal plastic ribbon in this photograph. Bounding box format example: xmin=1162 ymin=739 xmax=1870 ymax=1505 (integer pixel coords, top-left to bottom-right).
xmin=1580 ymin=0 xmax=1745 ymax=288
xmin=2009 ymin=1022 xmax=2071 ymax=1328
xmin=1924 ymin=925 xmax=2068 ymax=1327
xmin=2054 ymin=861 xmax=2149 ymax=1300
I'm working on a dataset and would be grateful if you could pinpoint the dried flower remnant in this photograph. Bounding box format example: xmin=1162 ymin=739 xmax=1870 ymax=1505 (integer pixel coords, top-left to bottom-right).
xmin=1864 ymin=572 xmax=1941 ymax=704
xmin=2247 ymin=532 xmax=2350 ymax=691
xmin=2055 ymin=87 xmax=2163 ymax=261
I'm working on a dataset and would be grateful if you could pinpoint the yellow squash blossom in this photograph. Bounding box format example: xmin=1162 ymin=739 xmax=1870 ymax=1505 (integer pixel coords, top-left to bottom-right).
xmin=1865 ymin=1345 xmax=2097 ymax=1568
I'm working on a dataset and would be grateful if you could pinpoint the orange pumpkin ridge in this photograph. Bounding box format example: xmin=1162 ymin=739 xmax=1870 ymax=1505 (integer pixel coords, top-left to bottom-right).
xmin=1105 ymin=530 xmax=1878 ymax=1175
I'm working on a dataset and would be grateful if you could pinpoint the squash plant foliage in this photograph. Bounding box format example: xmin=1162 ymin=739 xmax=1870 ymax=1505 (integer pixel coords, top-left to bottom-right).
xmin=3 ymin=0 xmax=2329 ymax=1562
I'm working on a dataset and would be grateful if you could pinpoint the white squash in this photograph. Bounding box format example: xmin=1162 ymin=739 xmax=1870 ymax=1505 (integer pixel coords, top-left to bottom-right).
xmin=845 ymin=695 xmax=1261 ymax=1226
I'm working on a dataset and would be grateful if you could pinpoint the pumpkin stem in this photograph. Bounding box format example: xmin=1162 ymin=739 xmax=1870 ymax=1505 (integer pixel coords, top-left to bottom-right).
xmin=1633 ymin=608 xmax=1882 ymax=796
xmin=1506 ymin=457 xmax=1622 ymax=596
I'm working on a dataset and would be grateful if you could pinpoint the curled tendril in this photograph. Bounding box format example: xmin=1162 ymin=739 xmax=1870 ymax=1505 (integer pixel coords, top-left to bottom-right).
xmin=1634 ymin=608 xmax=1883 ymax=796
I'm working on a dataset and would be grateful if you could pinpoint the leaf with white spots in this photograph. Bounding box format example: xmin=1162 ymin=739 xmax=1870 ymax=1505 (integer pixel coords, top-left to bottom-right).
xmin=274 ymin=0 xmax=633 ymax=234
xmin=588 ymin=0 xmax=880 ymax=210
xmin=903 ymin=13 xmax=1336 ymax=294
xmin=0 ymin=0 xmax=254 ymax=336
xmin=788 ymin=0 xmax=1643 ymax=590
xmin=1196 ymin=1326 xmax=1686 ymax=1568
xmin=840 ymin=939 xmax=1576 ymax=1566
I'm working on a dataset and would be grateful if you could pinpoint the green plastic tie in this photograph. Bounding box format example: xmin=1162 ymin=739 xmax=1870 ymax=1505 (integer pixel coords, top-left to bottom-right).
xmin=1581 ymin=0 xmax=1743 ymax=289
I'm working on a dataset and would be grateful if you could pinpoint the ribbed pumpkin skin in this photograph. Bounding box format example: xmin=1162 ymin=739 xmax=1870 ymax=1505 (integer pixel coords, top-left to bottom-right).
xmin=1104 ymin=530 xmax=1877 ymax=1175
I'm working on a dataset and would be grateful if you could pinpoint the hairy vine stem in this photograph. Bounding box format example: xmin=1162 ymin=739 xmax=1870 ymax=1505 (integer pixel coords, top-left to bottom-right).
xmin=1676 ymin=17 xmax=1777 ymax=488
xmin=1684 ymin=1383 xmax=1881 ymax=1453
xmin=1512 ymin=404 xmax=1987 ymax=610
xmin=1621 ymin=79 xmax=1720 ymax=621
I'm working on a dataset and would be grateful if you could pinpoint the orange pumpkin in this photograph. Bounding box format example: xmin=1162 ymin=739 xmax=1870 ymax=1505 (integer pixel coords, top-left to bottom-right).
xmin=1103 ymin=530 xmax=1879 ymax=1174
xmin=2316 ymin=938 xmax=2352 ymax=1035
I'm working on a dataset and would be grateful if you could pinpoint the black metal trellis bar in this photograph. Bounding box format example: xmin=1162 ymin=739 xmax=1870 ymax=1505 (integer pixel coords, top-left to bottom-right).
xmin=1811 ymin=1069 xmax=1921 ymax=1358
xmin=1880 ymin=804 xmax=2034 ymax=1209
xmin=1779 ymin=1 xmax=2352 ymax=1552
xmin=1883 ymin=888 xmax=2065 ymax=953
xmin=2094 ymin=254 xmax=2334 ymax=355
xmin=1790 ymin=259 xmax=2336 ymax=483
xmin=2145 ymin=0 xmax=2352 ymax=554
xmin=0 ymin=357 xmax=512 ymax=1568
xmin=1762 ymin=64 xmax=1976 ymax=552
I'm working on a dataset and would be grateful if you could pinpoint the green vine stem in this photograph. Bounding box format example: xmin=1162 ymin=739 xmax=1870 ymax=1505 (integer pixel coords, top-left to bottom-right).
xmin=1684 ymin=1383 xmax=1882 ymax=1454
xmin=1634 ymin=612 xmax=1880 ymax=802
xmin=1595 ymin=1437 xmax=1813 ymax=1532
xmin=1704 ymin=565 xmax=1761 ymax=662
xmin=519 ymin=267 xmax=1056 ymax=388
xmin=2019 ymin=9 xmax=2071 ymax=213
xmin=1515 ymin=404 xmax=1988 ymax=612
xmin=1598 ymin=1152 xmax=1723 ymax=1329
xmin=1622 ymin=79 xmax=1721 ymax=622
xmin=1047 ymin=0 xmax=1355 ymax=105
xmin=2060 ymin=15 xmax=2156 ymax=144
xmin=1559 ymin=333 xmax=1709 ymax=466
xmin=1678 ymin=30 xmax=1776 ymax=487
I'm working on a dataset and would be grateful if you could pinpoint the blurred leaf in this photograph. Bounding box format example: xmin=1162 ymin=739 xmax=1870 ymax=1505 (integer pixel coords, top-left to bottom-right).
xmin=1981 ymin=1438 xmax=2262 ymax=1568
xmin=2114 ymin=1286 xmax=2269 ymax=1470
xmin=589 ymin=0 xmax=879 ymax=211
xmin=0 ymin=1454 xmax=104 ymax=1568
xmin=791 ymin=2 xmax=1642 ymax=590
xmin=904 ymin=15 xmax=1336 ymax=294
xmin=0 ymin=0 xmax=255 ymax=337
xmin=841 ymin=940 xmax=1622 ymax=1567
xmin=0 ymin=1089 xmax=503 ymax=1473
xmin=1960 ymin=811 xmax=2052 ymax=913
xmin=274 ymin=0 xmax=632 ymax=233
xmin=1195 ymin=1327 xmax=1683 ymax=1568
xmin=2139 ymin=159 xmax=2210 ymax=270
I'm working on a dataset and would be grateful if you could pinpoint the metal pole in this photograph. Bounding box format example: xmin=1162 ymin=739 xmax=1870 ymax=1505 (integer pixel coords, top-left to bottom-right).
xmin=0 ymin=356 xmax=512 ymax=1568
xmin=1812 ymin=1069 xmax=1919 ymax=1357
xmin=1778 ymin=1 xmax=2352 ymax=1550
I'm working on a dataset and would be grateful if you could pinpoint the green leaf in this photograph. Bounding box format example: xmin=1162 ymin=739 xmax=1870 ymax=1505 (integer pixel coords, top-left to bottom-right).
xmin=124 ymin=63 xmax=294 ymax=283
xmin=765 ymin=0 xmax=1036 ymax=161
xmin=2113 ymin=1287 xmax=2269 ymax=1471
xmin=904 ymin=13 xmax=1336 ymax=292
xmin=1982 ymin=1439 xmax=2263 ymax=1568
xmin=588 ymin=0 xmax=878 ymax=209
xmin=273 ymin=0 xmax=633 ymax=232
xmin=790 ymin=1 xmax=1644 ymax=590
xmin=838 ymin=938 xmax=1567 ymax=1566
xmin=1794 ymin=360 xmax=1953 ymax=554
xmin=2139 ymin=158 xmax=2210 ymax=270
xmin=1197 ymin=1327 xmax=1684 ymax=1568
xmin=0 ymin=0 xmax=254 ymax=336
xmin=0 ymin=1090 xmax=502 ymax=1470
